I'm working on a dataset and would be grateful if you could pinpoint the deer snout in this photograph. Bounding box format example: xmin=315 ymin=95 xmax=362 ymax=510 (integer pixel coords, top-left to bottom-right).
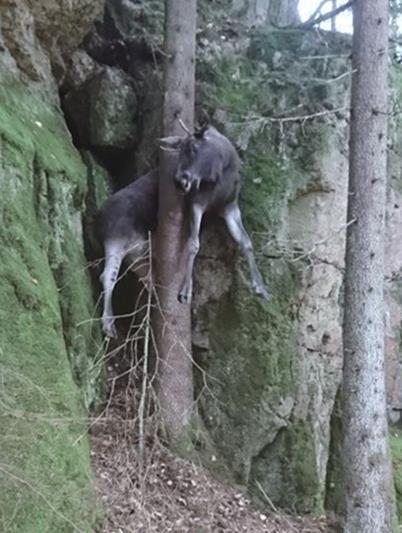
xmin=175 ymin=171 xmax=192 ymax=193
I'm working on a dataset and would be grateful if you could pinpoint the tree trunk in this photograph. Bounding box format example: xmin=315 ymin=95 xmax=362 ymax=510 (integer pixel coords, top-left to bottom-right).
xmin=154 ymin=0 xmax=196 ymax=449
xmin=231 ymin=0 xmax=299 ymax=27
xmin=341 ymin=1 xmax=395 ymax=531
xmin=267 ymin=0 xmax=299 ymax=26
xmin=331 ymin=0 xmax=337 ymax=31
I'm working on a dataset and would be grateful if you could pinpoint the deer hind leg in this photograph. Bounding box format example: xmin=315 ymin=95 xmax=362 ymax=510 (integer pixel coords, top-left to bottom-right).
xmin=125 ymin=235 xmax=151 ymax=283
xmin=222 ymin=203 xmax=271 ymax=300
xmin=100 ymin=239 xmax=126 ymax=338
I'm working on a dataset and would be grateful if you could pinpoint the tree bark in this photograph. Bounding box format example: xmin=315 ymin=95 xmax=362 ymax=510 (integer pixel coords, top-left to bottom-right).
xmin=154 ymin=0 xmax=196 ymax=448
xmin=268 ymin=0 xmax=299 ymax=26
xmin=341 ymin=1 xmax=395 ymax=531
xmin=231 ymin=0 xmax=299 ymax=27
xmin=331 ymin=0 xmax=337 ymax=31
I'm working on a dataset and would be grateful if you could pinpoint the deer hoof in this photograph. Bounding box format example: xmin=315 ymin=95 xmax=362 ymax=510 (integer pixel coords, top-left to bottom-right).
xmin=178 ymin=288 xmax=192 ymax=304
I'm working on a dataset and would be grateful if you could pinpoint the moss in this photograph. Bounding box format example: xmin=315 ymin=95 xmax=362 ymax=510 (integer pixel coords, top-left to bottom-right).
xmin=0 ymin=84 xmax=86 ymax=185
xmin=241 ymin=135 xmax=309 ymax=230
xmin=198 ymin=56 xmax=274 ymax=118
xmin=106 ymin=0 xmax=164 ymax=49
xmin=250 ymin=421 xmax=321 ymax=513
xmin=196 ymin=135 xmax=302 ymax=484
xmin=0 ymin=250 xmax=97 ymax=532
xmin=0 ymin=80 xmax=101 ymax=531
xmin=81 ymin=150 xmax=110 ymax=216
xmin=247 ymin=29 xmax=305 ymax=65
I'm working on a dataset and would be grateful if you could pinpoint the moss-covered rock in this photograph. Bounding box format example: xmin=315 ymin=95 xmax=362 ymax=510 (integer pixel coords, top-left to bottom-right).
xmin=0 ymin=0 xmax=105 ymax=83
xmin=0 ymin=80 xmax=102 ymax=531
xmin=192 ymin=29 xmax=350 ymax=512
xmin=63 ymin=67 xmax=138 ymax=150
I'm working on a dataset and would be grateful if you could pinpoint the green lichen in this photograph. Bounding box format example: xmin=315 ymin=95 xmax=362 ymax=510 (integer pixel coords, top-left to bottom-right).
xmin=107 ymin=0 xmax=164 ymax=49
xmin=247 ymin=29 xmax=305 ymax=65
xmin=0 ymin=81 xmax=101 ymax=531
xmin=250 ymin=421 xmax=321 ymax=513
xmin=199 ymin=263 xmax=299 ymax=473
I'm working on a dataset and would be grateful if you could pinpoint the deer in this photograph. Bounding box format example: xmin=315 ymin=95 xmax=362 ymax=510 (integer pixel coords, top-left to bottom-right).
xmin=93 ymin=124 xmax=270 ymax=338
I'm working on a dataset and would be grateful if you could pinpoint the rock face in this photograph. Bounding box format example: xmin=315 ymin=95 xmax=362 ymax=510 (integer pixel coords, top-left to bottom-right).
xmin=2 ymin=0 xmax=402 ymax=528
xmin=0 ymin=80 xmax=106 ymax=532
xmin=63 ymin=66 xmax=138 ymax=149
xmin=0 ymin=1 xmax=106 ymax=531
xmin=0 ymin=0 xmax=105 ymax=83
xmin=190 ymin=29 xmax=351 ymax=511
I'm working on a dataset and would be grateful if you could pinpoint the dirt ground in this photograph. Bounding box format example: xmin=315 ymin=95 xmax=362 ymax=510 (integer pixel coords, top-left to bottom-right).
xmin=90 ymin=353 xmax=338 ymax=533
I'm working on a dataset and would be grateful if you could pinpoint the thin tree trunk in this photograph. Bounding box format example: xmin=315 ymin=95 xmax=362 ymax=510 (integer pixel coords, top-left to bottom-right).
xmin=341 ymin=1 xmax=394 ymax=531
xmin=331 ymin=0 xmax=337 ymax=31
xmin=154 ymin=0 xmax=196 ymax=449
xmin=232 ymin=0 xmax=299 ymax=27
xmin=268 ymin=0 xmax=300 ymax=26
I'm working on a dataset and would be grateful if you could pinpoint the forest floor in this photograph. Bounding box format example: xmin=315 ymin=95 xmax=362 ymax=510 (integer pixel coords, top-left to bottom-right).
xmin=90 ymin=349 xmax=338 ymax=533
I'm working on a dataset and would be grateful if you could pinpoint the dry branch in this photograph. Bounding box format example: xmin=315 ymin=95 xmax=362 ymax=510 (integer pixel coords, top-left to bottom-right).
xmin=304 ymin=0 xmax=333 ymax=26
xmin=302 ymin=0 xmax=353 ymax=29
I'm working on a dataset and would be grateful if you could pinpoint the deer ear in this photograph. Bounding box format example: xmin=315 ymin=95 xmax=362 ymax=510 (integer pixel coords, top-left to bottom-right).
xmin=159 ymin=136 xmax=184 ymax=150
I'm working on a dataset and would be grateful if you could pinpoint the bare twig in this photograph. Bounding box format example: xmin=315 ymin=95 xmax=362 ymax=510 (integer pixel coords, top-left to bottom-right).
xmin=233 ymin=106 xmax=348 ymax=130
xmin=138 ymin=233 xmax=153 ymax=470
xmin=300 ymin=53 xmax=351 ymax=60
xmin=290 ymin=218 xmax=356 ymax=264
xmin=325 ymin=68 xmax=357 ymax=84
xmin=255 ymin=480 xmax=278 ymax=513
xmin=304 ymin=0 xmax=332 ymax=27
